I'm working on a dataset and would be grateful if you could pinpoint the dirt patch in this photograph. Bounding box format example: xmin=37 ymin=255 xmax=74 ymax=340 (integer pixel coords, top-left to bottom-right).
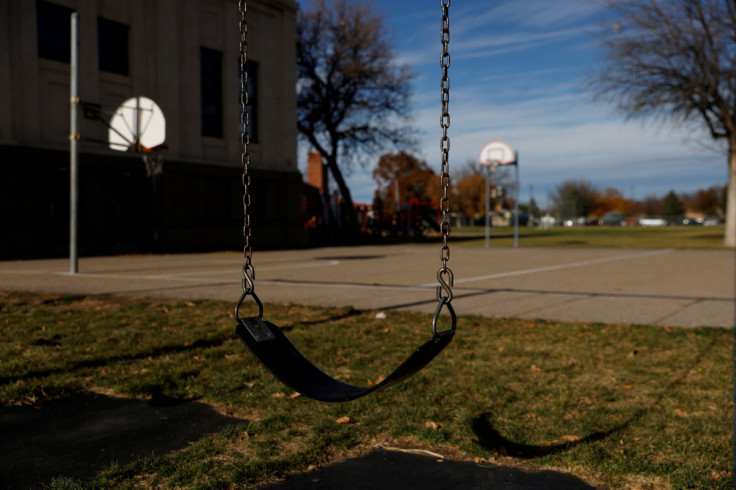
xmin=260 ymin=446 xmax=596 ymax=490
xmin=0 ymin=391 xmax=246 ymax=488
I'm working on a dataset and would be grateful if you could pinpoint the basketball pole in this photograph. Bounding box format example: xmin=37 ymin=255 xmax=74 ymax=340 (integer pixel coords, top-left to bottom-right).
xmin=485 ymin=164 xmax=490 ymax=248
xmin=513 ymin=151 xmax=519 ymax=249
xmin=69 ymin=12 xmax=79 ymax=274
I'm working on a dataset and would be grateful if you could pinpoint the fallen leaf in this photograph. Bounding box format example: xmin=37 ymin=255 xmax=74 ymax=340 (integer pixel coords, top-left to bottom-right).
xmin=622 ymin=384 xmax=633 ymax=390
xmin=271 ymin=392 xmax=286 ymax=399
xmin=290 ymin=392 xmax=302 ymax=399
xmin=425 ymin=421 xmax=439 ymax=430
xmin=673 ymin=408 xmax=689 ymax=418
xmin=336 ymin=416 xmax=351 ymax=424
xmin=530 ymin=364 xmax=541 ymax=372
xmin=185 ymin=301 xmax=195 ymax=307
xmin=561 ymin=435 xmax=581 ymax=442
xmin=497 ymin=347 xmax=505 ymax=352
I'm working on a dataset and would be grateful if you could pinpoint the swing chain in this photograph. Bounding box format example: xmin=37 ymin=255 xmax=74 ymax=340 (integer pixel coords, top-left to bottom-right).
xmin=438 ymin=0 xmax=453 ymax=297
xmin=433 ymin=0 xmax=456 ymax=337
xmin=239 ymin=0 xmax=253 ymax=295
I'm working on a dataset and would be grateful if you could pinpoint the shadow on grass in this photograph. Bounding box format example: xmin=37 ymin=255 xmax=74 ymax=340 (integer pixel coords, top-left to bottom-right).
xmin=0 ymin=336 xmax=229 ymax=386
xmin=472 ymin=413 xmax=613 ymax=458
xmin=0 ymin=391 xmax=246 ymax=489
xmin=1 ymin=305 xmax=367 ymax=387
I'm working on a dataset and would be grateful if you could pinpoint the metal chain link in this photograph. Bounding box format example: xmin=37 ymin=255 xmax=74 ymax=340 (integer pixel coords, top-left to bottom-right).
xmin=437 ymin=0 xmax=453 ymax=304
xmin=239 ymin=0 xmax=254 ymax=294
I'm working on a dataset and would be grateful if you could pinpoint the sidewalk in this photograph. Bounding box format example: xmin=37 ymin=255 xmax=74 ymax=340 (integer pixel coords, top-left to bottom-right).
xmin=1 ymin=245 xmax=733 ymax=328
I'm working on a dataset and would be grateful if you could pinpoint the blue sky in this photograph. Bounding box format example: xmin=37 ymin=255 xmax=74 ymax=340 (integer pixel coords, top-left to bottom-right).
xmin=295 ymin=0 xmax=727 ymax=207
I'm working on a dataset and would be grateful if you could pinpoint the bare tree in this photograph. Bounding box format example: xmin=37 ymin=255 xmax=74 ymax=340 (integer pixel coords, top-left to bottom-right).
xmin=297 ymin=0 xmax=415 ymax=234
xmin=548 ymin=179 xmax=600 ymax=220
xmin=589 ymin=0 xmax=736 ymax=246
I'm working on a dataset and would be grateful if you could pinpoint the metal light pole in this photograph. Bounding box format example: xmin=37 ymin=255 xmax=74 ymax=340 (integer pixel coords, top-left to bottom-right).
xmin=69 ymin=12 xmax=79 ymax=274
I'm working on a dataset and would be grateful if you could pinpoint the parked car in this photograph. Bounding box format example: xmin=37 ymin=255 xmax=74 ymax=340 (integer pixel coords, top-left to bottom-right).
xmin=600 ymin=211 xmax=624 ymax=226
xmin=639 ymin=218 xmax=667 ymax=227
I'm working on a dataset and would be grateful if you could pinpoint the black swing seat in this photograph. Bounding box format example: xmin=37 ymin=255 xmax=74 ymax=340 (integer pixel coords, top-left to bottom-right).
xmin=236 ymin=314 xmax=455 ymax=402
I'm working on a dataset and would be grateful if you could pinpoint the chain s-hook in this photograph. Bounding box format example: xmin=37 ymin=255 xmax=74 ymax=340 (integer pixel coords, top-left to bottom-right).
xmin=433 ymin=267 xmax=456 ymax=337
xmin=235 ymin=262 xmax=263 ymax=322
xmin=436 ymin=267 xmax=454 ymax=304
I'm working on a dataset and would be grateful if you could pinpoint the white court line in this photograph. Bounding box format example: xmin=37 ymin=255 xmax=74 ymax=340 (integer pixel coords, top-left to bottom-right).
xmin=134 ymin=259 xmax=341 ymax=278
xmin=0 ymin=260 xmax=340 ymax=280
xmin=1 ymin=268 xmax=436 ymax=292
xmin=257 ymin=280 xmax=435 ymax=292
xmin=425 ymin=249 xmax=674 ymax=286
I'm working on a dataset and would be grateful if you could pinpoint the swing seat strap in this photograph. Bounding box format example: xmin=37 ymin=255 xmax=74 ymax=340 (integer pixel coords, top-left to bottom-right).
xmin=236 ymin=316 xmax=454 ymax=402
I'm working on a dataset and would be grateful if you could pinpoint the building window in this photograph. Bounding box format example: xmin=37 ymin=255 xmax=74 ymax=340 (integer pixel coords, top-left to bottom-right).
xmin=201 ymin=47 xmax=223 ymax=138
xmin=98 ymin=17 xmax=130 ymax=76
xmin=36 ymin=0 xmax=75 ymax=63
xmin=240 ymin=61 xmax=258 ymax=143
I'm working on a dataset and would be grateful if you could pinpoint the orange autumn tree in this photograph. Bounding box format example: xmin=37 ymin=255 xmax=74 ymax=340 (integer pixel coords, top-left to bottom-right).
xmin=452 ymin=161 xmax=485 ymax=218
xmin=590 ymin=187 xmax=632 ymax=217
xmin=373 ymin=152 xmax=439 ymax=210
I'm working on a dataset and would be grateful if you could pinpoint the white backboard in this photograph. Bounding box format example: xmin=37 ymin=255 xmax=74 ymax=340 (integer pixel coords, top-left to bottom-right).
xmin=479 ymin=140 xmax=515 ymax=166
xmin=108 ymin=96 xmax=166 ymax=152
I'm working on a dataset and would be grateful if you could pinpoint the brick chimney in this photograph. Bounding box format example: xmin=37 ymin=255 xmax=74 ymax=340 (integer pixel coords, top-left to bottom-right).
xmin=307 ymin=152 xmax=327 ymax=194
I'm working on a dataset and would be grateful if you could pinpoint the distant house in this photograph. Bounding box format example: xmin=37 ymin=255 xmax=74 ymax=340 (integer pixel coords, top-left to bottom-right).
xmin=0 ymin=0 xmax=305 ymax=259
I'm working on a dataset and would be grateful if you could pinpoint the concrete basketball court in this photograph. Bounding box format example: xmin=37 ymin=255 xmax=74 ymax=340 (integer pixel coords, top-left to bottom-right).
xmin=1 ymin=245 xmax=733 ymax=328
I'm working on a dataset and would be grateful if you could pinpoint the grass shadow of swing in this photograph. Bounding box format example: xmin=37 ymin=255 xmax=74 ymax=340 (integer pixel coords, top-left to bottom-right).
xmin=0 ymin=336 xmax=229 ymax=386
xmin=472 ymin=412 xmax=615 ymax=458
xmin=471 ymin=334 xmax=723 ymax=460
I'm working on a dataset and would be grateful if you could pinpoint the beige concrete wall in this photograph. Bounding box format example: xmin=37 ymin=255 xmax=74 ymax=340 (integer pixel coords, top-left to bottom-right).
xmin=0 ymin=0 xmax=298 ymax=173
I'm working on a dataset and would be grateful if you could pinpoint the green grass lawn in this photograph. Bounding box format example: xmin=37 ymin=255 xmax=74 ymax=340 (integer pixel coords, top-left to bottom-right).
xmin=1 ymin=291 xmax=732 ymax=489
xmin=451 ymin=225 xmax=728 ymax=249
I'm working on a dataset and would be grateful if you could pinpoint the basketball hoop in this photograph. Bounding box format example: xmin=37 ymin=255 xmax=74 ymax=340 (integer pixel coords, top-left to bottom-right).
xmin=141 ymin=143 xmax=168 ymax=177
xmin=478 ymin=140 xmax=518 ymax=249
xmin=486 ymin=160 xmax=500 ymax=174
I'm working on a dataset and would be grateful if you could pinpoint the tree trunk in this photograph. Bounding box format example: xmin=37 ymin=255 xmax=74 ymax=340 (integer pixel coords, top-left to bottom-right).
xmin=725 ymin=144 xmax=736 ymax=247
